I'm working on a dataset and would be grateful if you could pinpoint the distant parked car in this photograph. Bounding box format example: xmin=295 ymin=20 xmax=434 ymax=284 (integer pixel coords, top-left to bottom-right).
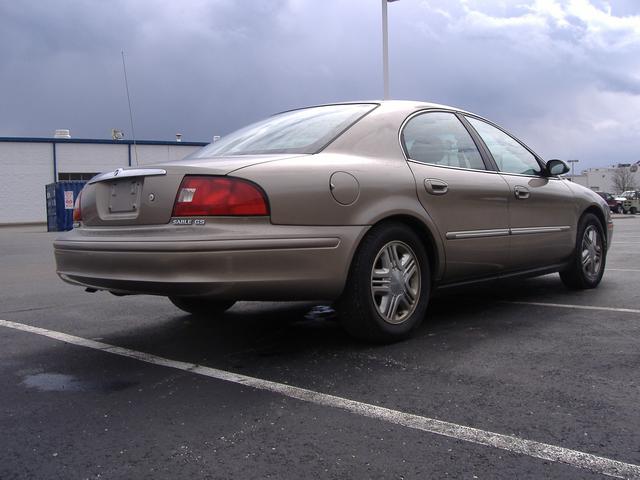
xmin=54 ymin=101 xmax=613 ymax=342
xmin=618 ymin=190 xmax=640 ymax=214
xmin=596 ymin=192 xmax=622 ymax=213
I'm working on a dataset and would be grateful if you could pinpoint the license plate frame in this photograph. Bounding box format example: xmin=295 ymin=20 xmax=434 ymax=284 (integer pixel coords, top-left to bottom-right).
xmin=108 ymin=179 xmax=142 ymax=213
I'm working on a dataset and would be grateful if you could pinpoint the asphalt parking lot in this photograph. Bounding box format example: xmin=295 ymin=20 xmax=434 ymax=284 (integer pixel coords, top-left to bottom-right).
xmin=1 ymin=217 xmax=639 ymax=479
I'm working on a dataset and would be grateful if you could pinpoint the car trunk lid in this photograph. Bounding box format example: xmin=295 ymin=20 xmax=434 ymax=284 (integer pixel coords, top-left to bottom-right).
xmin=79 ymin=154 xmax=305 ymax=226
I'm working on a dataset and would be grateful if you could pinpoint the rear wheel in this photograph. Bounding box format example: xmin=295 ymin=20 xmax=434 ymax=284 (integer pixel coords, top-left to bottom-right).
xmin=338 ymin=222 xmax=431 ymax=343
xmin=559 ymin=213 xmax=606 ymax=289
xmin=631 ymin=207 xmax=638 ymax=215
xmin=169 ymin=296 xmax=235 ymax=316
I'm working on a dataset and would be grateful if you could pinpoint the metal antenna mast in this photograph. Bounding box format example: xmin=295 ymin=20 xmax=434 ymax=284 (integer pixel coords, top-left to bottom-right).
xmin=121 ymin=50 xmax=138 ymax=166
xmin=382 ymin=0 xmax=399 ymax=100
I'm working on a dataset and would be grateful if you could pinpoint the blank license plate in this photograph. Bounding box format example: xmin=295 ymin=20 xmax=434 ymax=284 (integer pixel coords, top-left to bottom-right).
xmin=109 ymin=179 xmax=142 ymax=213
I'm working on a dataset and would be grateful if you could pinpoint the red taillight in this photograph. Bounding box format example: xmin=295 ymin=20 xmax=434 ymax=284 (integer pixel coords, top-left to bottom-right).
xmin=73 ymin=190 xmax=82 ymax=222
xmin=172 ymin=176 xmax=269 ymax=217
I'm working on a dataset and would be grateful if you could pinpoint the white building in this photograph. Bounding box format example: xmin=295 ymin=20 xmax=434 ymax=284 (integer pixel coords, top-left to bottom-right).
xmin=0 ymin=136 xmax=206 ymax=225
xmin=569 ymin=162 xmax=640 ymax=193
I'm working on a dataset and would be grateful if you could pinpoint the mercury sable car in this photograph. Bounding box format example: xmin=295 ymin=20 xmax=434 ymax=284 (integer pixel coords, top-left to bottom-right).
xmin=54 ymin=101 xmax=613 ymax=342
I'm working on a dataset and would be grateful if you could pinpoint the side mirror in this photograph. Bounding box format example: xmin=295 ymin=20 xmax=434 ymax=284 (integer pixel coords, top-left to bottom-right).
xmin=546 ymin=159 xmax=570 ymax=176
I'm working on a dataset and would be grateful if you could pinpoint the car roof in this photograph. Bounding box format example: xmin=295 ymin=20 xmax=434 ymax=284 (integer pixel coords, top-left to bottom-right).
xmin=276 ymin=100 xmax=475 ymax=117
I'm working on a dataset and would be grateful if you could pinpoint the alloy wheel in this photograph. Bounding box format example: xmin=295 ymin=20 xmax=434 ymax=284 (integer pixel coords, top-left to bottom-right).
xmin=581 ymin=225 xmax=603 ymax=280
xmin=370 ymin=241 xmax=421 ymax=325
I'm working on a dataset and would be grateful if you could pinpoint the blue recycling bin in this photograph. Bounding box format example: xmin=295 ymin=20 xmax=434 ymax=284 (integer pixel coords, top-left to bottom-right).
xmin=45 ymin=181 xmax=87 ymax=232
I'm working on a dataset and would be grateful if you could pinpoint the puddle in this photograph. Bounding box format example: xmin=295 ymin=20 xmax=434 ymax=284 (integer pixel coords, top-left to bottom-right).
xmin=21 ymin=373 xmax=137 ymax=393
xmin=22 ymin=373 xmax=85 ymax=392
xmin=303 ymin=305 xmax=337 ymax=323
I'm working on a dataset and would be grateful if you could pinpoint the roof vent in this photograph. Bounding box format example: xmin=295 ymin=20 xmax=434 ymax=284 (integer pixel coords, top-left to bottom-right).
xmin=175 ymin=133 xmax=182 ymax=142
xmin=54 ymin=129 xmax=71 ymax=139
xmin=111 ymin=129 xmax=124 ymax=140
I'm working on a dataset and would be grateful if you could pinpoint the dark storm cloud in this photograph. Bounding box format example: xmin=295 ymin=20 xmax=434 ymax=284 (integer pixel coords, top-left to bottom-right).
xmin=0 ymin=0 xmax=639 ymax=168
xmin=391 ymin=0 xmax=640 ymax=166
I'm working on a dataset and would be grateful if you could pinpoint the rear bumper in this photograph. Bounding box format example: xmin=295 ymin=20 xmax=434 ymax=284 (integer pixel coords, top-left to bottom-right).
xmin=606 ymin=216 xmax=614 ymax=250
xmin=54 ymin=220 xmax=367 ymax=300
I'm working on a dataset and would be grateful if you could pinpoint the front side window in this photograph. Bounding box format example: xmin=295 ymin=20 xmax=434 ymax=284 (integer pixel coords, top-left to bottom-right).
xmin=621 ymin=191 xmax=638 ymax=200
xmin=193 ymin=104 xmax=376 ymax=157
xmin=401 ymin=112 xmax=486 ymax=170
xmin=466 ymin=117 xmax=541 ymax=176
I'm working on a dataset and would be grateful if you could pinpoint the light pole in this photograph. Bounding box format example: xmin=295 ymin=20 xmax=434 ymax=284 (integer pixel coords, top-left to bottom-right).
xmin=567 ymin=159 xmax=579 ymax=178
xmin=382 ymin=0 xmax=399 ymax=100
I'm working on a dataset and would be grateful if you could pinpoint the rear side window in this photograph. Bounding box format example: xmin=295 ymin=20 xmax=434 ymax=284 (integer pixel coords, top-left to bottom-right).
xmin=193 ymin=104 xmax=376 ymax=157
xmin=401 ymin=112 xmax=486 ymax=170
xmin=466 ymin=117 xmax=542 ymax=176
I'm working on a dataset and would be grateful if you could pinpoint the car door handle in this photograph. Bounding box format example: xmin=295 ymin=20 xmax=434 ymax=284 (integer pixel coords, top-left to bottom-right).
xmin=424 ymin=179 xmax=449 ymax=195
xmin=514 ymin=186 xmax=530 ymax=199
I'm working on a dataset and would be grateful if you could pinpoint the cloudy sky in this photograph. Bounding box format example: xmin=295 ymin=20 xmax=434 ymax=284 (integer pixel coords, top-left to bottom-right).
xmin=1 ymin=0 xmax=639 ymax=169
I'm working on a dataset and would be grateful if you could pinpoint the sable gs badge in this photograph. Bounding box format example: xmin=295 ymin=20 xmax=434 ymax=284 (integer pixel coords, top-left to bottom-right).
xmin=172 ymin=218 xmax=206 ymax=225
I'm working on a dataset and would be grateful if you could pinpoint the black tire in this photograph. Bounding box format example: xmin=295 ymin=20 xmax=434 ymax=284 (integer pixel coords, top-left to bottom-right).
xmin=559 ymin=213 xmax=606 ymax=290
xmin=169 ymin=296 xmax=235 ymax=316
xmin=631 ymin=207 xmax=638 ymax=215
xmin=337 ymin=222 xmax=431 ymax=343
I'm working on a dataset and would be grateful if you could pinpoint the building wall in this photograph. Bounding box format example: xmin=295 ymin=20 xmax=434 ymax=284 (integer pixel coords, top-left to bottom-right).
xmin=578 ymin=166 xmax=640 ymax=193
xmin=167 ymin=145 xmax=200 ymax=162
xmin=0 ymin=142 xmax=54 ymax=224
xmin=568 ymin=175 xmax=588 ymax=187
xmin=0 ymin=139 xmax=205 ymax=225
xmin=132 ymin=144 xmax=201 ymax=166
xmin=56 ymin=143 xmax=129 ymax=174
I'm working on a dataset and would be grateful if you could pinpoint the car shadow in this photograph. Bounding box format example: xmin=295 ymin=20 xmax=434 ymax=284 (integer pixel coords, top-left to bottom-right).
xmin=10 ymin=272 xmax=605 ymax=398
xmin=90 ymin=273 xmax=579 ymax=372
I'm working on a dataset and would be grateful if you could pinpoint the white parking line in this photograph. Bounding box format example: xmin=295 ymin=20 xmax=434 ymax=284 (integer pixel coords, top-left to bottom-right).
xmin=1 ymin=319 xmax=639 ymax=479
xmin=504 ymin=301 xmax=640 ymax=314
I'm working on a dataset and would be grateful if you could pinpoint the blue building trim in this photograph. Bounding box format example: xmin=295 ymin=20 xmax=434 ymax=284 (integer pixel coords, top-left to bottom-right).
xmin=52 ymin=143 xmax=57 ymax=181
xmin=0 ymin=137 xmax=208 ymax=147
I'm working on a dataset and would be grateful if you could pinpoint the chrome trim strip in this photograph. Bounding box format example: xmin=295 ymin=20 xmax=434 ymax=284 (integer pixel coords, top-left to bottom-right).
xmin=497 ymin=171 xmax=565 ymax=180
xmin=408 ymin=160 xmax=497 ymax=175
xmin=510 ymin=226 xmax=571 ymax=235
xmin=54 ymin=237 xmax=341 ymax=253
xmin=88 ymin=168 xmax=167 ymax=184
xmin=446 ymin=229 xmax=510 ymax=240
xmin=446 ymin=226 xmax=571 ymax=240
xmin=498 ymin=172 xmax=543 ymax=179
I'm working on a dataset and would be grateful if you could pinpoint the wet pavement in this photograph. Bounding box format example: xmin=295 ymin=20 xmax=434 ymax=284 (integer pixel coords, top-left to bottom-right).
xmin=1 ymin=217 xmax=639 ymax=479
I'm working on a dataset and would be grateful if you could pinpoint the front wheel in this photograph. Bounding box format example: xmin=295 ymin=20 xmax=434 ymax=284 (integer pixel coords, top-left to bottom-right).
xmin=169 ymin=296 xmax=236 ymax=316
xmin=337 ymin=222 xmax=431 ymax=343
xmin=559 ymin=213 xmax=606 ymax=289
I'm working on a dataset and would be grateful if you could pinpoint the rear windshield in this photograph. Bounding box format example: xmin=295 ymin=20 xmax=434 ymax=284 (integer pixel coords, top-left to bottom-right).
xmin=193 ymin=104 xmax=376 ymax=157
